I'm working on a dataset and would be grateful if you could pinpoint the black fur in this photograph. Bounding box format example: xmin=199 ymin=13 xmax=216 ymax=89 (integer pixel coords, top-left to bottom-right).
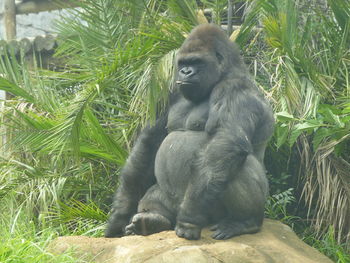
xmin=105 ymin=24 xmax=274 ymax=240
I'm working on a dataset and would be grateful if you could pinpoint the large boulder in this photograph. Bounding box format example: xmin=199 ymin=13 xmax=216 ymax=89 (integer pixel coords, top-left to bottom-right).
xmin=50 ymin=219 xmax=332 ymax=263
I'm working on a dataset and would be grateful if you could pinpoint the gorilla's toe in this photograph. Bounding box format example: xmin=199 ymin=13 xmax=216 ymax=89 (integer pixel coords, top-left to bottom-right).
xmin=175 ymin=221 xmax=201 ymax=240
xmin=124 ymin=222 xmax=136 ymax=235
xmin=211 ymin=222 xmax=241 ymax=240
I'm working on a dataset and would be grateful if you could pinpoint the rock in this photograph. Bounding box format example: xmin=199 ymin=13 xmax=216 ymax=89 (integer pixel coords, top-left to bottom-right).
xmin=49 ymin=219 xmax=332 ymax=263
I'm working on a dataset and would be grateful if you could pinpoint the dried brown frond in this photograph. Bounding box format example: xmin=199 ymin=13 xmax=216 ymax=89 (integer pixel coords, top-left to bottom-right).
xmin=299 ymin=135 xmax=350 ymax=249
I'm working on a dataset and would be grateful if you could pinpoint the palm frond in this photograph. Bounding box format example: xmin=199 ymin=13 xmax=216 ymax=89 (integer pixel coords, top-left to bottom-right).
xmin=241 ymin=0 xmax=350 ymax=247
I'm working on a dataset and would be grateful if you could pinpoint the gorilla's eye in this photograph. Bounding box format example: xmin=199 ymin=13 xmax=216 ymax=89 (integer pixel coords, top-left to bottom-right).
xmin=178 ymin=57 xmax=202 ymax=66
xmin=216 ymin=52 xmax=224 ymax=63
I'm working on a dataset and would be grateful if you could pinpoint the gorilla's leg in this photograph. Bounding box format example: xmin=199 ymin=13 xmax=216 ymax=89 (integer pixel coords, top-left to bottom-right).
xmin=210 ymin=155 xmax=268 ymax=240
xmin=105 ymin=114 xmax=168 ymax=238
xmin=105 ymin=187 xmax=138 ymax=237
xmin=175 ymin=132 xmax=254 ymax=240
xmin=125 ymin=184 xmax=174 ymax=236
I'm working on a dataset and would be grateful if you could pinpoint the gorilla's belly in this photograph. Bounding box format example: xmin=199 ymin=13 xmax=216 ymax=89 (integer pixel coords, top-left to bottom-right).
xmin=155 ymin=131 xmax=208 ymax=198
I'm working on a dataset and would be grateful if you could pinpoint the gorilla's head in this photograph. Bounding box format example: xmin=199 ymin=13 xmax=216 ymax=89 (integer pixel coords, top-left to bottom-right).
xmin=176 ymin=24 xmax=242 ymax=103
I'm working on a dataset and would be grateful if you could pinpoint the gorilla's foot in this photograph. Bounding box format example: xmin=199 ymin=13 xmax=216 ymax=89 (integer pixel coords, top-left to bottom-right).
xmin=210 ymin=218 xmax=260 ymax=240
xmin=175 ymin=221 xmax=201 ymax=240
xmin=125 ymin=212 xmax=172 ymax=236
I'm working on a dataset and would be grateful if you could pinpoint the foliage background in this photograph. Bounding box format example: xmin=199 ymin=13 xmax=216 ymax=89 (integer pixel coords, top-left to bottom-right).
xmin=0 ymin=0 xmax=349 ymax=262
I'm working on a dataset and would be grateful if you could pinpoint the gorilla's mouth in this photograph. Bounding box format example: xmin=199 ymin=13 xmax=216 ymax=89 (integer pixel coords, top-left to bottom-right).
xmin=176 ymin=80 xmax=197 ymax=85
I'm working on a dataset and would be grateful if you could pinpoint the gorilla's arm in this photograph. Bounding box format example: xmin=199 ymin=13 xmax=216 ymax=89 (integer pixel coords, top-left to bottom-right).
xmin=105 ymin=113 xmax=168 ymax=237
xmin=176 ymin=89 xmax=273 ymax=239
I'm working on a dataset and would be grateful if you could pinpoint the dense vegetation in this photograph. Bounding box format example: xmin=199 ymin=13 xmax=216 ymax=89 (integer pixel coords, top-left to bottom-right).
xmin=0 ymin=0 xmax=349 ymax=262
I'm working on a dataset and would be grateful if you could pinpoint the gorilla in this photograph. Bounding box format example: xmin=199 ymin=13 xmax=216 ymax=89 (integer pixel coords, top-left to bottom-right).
xmin=105 ymin=24 xmax=274 ymax=240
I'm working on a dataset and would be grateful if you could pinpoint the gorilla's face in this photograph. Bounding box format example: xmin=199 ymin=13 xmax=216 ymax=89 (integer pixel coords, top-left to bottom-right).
xmin=176 ymin=43 xmax=224 ymax=103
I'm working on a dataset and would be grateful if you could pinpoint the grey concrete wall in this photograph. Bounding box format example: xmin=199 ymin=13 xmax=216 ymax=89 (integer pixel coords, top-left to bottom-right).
xmin=0 ymin=2 xmax=71 ymax=39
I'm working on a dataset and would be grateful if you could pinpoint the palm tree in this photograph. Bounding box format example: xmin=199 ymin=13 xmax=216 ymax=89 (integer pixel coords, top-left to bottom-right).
xmin=238 ymin=0 xmax=350 ymax=248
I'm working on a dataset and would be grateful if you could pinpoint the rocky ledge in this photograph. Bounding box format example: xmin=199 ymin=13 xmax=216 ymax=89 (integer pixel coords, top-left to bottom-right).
xmin=49 ymin=219 xmax=332 ymax=263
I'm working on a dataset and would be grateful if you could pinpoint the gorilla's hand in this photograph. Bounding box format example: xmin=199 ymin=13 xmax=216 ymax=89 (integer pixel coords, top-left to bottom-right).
xmin=175 ymin=221 xmax=201 ymax=240
xmin=104 ymin=212 xmax=130 ymax=238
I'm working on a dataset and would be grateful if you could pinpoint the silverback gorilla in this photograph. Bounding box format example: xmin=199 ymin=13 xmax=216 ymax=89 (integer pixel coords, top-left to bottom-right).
xmin=105 ymin=24 xmax=274 ymax=240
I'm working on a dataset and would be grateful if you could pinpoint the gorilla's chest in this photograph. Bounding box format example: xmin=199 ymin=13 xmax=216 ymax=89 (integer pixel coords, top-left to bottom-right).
xmin=167 ymin=98 xmax=209 ymax=132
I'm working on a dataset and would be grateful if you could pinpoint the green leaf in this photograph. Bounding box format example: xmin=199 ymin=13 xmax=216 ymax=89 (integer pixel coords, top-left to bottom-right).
xmin=295 ymin=120 xmax=323 ymax=131
xmin=319 ymin=104 xmax=344 ymax=128
xmin=275 ymin=111 xmax=295 ymax=122
xmin=327 ymin=0 xmax=350 ymax=31
xmin=276 ymin=124 xmax=289 ymax=148
xmin=57 ymin=199 xmax=107 ymax=222
xmin=79 ymin=145 xmax=121 ymax=165
xmin=312 ymin=127 xmax=332 ymax=150
xmin=14 ymin=110 xmax=54 ymax=130
xmin=0 ymin=77 xmax=35 ymax=103
xmin=342 ymin=105 xmax=350 ymax=114
xmin=84 ymin=109 xmax=127 ymax=164
xmin=289 ymin=120 xmax=323 ymax=145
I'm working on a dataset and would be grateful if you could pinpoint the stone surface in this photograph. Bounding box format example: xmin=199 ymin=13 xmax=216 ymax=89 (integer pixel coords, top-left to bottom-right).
xmin=49 ymin=219 xmax=333 ymax=263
